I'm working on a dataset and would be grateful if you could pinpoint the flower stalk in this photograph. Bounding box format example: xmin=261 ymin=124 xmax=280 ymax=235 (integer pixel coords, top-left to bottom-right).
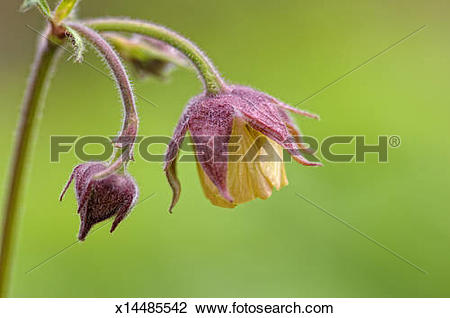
xmin=102 ymin=33 xmax=191 ymax=79
xmin=85 ymin=18 xmax=226 ymax=95
xmin=0 ymin=29 xmax=60 ymax=297
xmin=66 ymin=22 xmax=139 ymax=173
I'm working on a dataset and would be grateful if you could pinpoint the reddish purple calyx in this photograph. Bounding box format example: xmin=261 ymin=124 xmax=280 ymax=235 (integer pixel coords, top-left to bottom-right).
xmin=60 ymin=162 xmax=138 ymax=240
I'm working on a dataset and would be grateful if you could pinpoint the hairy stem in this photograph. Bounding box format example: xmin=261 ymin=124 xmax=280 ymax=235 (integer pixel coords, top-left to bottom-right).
xmin=66 ymin=22 xmax=138 ymax=168
xmin=0 ymin=31 xmax=60 ymax=297
xmin=84 ymin=18 xmax=226 ymax=95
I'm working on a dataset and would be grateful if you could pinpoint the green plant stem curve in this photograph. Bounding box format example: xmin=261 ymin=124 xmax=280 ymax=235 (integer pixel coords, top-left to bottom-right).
xmin=85 ymin=18 xmax=226 ymax=95
xmin=0 ymin=32 xmax=60 ymax=297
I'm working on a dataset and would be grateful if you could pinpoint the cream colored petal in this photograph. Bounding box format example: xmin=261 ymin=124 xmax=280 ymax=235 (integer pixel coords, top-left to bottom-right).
xmin=258 ymin=137 xmax=289 ymax=190
xmin=196 ymin=162 xmax=236 ymax=208
xmin=196 ymin=118 xmax=289 ymax=208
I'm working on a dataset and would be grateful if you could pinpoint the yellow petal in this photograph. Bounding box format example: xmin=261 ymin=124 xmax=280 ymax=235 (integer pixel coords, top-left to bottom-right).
xmin=197 ymin=118 xmax=288 ymax=208
xmin=196 ymin=162 xmax=236 ymax=208
xmin=257 ymin=137 xmax=289 ymax=191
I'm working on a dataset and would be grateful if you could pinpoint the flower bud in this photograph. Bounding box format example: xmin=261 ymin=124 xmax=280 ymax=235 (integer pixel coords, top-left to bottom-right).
xmin=103 ymin=33 xmax=190 ymax=79
xmin=60 ymin=162 xmax=138 ymax=240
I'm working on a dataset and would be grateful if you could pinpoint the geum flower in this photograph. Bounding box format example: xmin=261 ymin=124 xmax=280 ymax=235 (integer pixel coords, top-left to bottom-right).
xmin=60 ymin=162 xmax=138 ymax=240
xmin=164 ymin=85 xmax=321 ymax=210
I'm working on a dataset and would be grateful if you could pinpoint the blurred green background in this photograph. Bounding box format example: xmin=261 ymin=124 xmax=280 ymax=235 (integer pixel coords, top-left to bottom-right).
xmin=1 ymin=0 xmax=449 ymax=297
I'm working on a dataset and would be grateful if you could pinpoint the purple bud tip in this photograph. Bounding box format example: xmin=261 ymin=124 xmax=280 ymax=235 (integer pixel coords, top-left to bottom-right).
xmin=60 ymin=162 xmax=138 ymax=240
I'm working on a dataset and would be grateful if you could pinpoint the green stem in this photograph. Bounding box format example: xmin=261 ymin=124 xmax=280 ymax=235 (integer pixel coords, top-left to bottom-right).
xmin=85 ymin=18 xmax=226 ymax=95
xmin=0 ymin=31 xmax=60 ymax=297
xmin=66 ymin=22 xmax=138 ymax=174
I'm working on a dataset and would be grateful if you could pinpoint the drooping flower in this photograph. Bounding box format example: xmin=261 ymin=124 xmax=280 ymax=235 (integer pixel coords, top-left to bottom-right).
xmin=60 ymin=162 xmax=138 ymax=240
xmin=164 ymin=85 xmax=321 ymax=211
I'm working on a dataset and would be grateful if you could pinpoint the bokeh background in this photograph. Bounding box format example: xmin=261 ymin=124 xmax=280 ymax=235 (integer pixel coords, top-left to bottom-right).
xmin=1 ymin=0 xmax=449 ymax=297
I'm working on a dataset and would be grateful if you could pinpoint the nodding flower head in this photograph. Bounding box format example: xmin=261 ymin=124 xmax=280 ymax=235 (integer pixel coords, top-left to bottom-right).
xmin=164 ymin=85 xmax=321 ymax=211
xmin=60 ymin=162 xmax=138 ymax=240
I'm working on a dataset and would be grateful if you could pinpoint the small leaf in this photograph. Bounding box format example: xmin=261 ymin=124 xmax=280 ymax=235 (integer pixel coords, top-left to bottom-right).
xmin=20 ymin=0 xmax=52 ymax=19
xmin=65 ymin=26 xmax=85 ymax=62
xmin=54 ymin=0 xmax=78 ymax=23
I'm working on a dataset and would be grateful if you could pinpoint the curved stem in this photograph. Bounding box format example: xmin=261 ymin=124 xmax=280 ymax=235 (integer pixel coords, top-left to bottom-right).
xmin=66 ymin=22 xmax=138 ymax=171
xmin=0 ymin=31 xmax=60 ymax=297
xmin=93 ymin=155 xmax=124 ymax=180
xmin=84 ymin=18 xmax=227 ymax=95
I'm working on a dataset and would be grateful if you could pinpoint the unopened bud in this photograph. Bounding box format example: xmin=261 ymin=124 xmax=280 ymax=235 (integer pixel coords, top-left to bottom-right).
xmin=104 ymin=33 xmax=190 ymax=79
xmin=60 ymin=162 xmax=138 ymax=240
